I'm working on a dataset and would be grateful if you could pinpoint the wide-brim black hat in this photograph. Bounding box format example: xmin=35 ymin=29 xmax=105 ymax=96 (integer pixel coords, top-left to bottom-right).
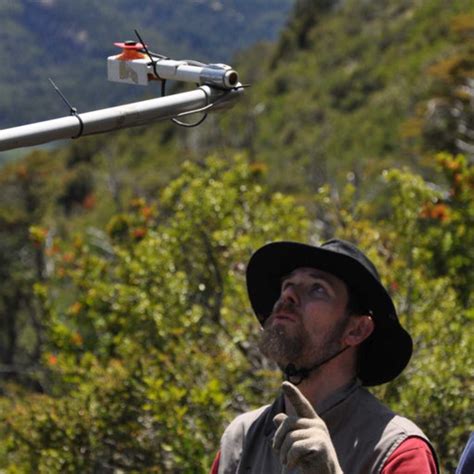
xmin=246 ymin=239 xmax=412 ymax=386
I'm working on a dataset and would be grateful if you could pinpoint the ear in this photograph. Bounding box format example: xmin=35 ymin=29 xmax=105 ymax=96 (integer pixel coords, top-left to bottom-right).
xmin=343 ymin=315 xmax=374 ymax=347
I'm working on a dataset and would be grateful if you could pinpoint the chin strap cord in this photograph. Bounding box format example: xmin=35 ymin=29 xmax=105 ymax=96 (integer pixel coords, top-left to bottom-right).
xmin=284 ymin=345 xmax=351 ymax=385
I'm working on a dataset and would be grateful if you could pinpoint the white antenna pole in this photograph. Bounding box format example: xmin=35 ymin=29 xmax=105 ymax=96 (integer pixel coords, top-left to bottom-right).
xmin=0 ymin=85 xmax=242 ymax=152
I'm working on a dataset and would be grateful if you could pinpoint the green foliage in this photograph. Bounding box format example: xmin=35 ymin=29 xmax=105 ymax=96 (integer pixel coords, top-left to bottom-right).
xmin=313 ymin=160 xmax=473 ymax=472
xmin=422 ymin=153 xmax=474 ymax=307
xmin=1 ymin=1 xmax=473 ymax=472
xmin=0 ymin=151 xmax=64 ymax=388
xmin=217 ymin=0 xmax=474 ymax=191
xmin=0 ymin=155 xmax=309 ymax=471
xmin=1 ymin=151 xmax=472 ymax=471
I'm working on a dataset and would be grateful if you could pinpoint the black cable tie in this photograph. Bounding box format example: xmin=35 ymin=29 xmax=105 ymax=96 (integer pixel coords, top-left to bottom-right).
xmin=48 ymin=78 xmax=84 ymax=139
xmin=71 ymin=111 xmax=84 ymax=139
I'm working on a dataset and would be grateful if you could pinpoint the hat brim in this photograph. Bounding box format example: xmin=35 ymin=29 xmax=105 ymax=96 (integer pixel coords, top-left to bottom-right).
xmin=246 ymin=241 xmax=412 ymax=386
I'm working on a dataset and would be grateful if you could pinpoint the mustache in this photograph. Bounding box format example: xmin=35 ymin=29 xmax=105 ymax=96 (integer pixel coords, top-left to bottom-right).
xmin=270 ymin=299 xmax=301 ymax=319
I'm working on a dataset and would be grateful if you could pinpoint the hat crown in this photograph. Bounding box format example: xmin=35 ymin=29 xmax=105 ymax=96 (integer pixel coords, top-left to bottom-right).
xmin=321 ymin=239 xmax=381 ymax=282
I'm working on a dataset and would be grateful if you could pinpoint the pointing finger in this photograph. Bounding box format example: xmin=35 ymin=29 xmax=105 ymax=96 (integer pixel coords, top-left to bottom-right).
xmin=282 ymin=381 xmax=317 ymax=419
xmin=273 ymin=413 xmax=287 ymax=428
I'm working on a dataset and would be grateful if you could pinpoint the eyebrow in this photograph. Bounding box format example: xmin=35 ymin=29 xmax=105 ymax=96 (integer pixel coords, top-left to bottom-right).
xmin=280 ymin=270 xmax=334 ymax=286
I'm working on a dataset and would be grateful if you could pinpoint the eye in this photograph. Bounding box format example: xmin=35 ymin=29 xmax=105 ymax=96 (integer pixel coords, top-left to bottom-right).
xmin=310 ymin=283 xmax=327 ymax=295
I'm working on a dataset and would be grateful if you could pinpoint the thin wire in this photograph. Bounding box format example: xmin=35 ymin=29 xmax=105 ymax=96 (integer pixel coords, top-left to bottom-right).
xmin=169 ymin=84 xmax=248 ymax=128
xmin=171 ymin=84 xmax=209 ymax=127
xmin=160 ymin=79 xmax=209 ymax=127
xmin=149 ymin=51 xmax=171 ymax=60
xmin=131 ymin=30 xmax=250 ymax=128
xmin=48 ymin=78 xmax=77 ymax=114
xmin=172 ymin=113 xmax=208 ymax=128
xmin=134 ymin=29 xmax=166 ymax=79
xmin=48 ymin=78 xmax=84 ymax=138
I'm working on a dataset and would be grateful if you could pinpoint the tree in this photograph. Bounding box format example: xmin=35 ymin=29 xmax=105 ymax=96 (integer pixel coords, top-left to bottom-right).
xmin=1 ymin=155 xmax=309 ymax=471
xmin=0 ymin=151 xmax=63 ymax=391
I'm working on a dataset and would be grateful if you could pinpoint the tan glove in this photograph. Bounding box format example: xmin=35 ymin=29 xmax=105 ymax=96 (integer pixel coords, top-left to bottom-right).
xmin=273 ymin=381 xmax=343 ymax=474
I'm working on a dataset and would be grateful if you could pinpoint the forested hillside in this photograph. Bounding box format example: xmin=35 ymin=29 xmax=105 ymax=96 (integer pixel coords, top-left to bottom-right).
xmin=0 ymin=0 xmax=293 ymax=128
xmin=0 ymin=0 xmax=472 ymax=471
xmin=217 ymin=0 xmax=474 ymax=188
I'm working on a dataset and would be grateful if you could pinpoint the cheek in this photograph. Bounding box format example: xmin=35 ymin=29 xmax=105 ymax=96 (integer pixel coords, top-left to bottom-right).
xmin=302 ymin=301 xmax=346 ymax=332
xmin=303 ymin=300 xmax=335 ymax=322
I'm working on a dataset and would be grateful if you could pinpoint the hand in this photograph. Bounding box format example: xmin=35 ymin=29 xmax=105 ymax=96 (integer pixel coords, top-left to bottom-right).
xmin=272 ymin=381 xmax=343 ymax=474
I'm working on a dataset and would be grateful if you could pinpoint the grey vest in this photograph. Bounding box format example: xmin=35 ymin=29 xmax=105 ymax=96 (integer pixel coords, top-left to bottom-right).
xmin=218 ymin=380 xmax=437 ymax=474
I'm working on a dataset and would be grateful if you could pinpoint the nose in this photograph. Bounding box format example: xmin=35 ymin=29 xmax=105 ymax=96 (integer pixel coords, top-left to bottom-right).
xmin=278 ymin=284 xmax=299 ymax=307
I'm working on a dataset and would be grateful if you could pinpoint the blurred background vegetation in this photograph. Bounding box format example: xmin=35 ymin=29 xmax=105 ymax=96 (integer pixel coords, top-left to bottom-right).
xmin=0 ymin=0 xmax=473 ymax=472
xmin=0 ymin=0 xmax=293 ymax=129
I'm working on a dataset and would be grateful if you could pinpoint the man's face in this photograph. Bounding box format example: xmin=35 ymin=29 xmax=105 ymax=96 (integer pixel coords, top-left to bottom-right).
xmin=258 ymin=267 xmax=351 ymax=369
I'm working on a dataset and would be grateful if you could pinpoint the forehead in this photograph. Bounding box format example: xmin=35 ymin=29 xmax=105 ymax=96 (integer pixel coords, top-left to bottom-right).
xmin=282 ymin=267 xmax=346 ymax=288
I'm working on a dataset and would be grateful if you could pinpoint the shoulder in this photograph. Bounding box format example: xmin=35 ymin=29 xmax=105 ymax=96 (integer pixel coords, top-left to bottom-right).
xmin=360 ymin=389 xmax=438 ymax=471
xmin=356 ymin=388 xmax=430 ymax=445
xmin=356 ymin=388 xmax=427 ymax=436
xmin=218 ymin=405 xmax=270 ymax=474
xmin=331 ymin=386 xmax=437 ymax=472
xmin=384 ymin=414 xmax=428 ymax=440
xmin=221 ymin=404 xmax=270 ymax=444
xmin=382 ymin=437 xmax=439 ymax=473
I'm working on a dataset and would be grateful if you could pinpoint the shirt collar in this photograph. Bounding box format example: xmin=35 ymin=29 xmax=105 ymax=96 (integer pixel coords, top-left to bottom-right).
xmin=263 ymin=378 xmax=361 ymax=438
xmin=316 ymin=378 xmax=361 ymax=415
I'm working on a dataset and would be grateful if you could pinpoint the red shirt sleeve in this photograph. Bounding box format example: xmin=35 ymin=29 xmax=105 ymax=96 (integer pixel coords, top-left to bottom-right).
xmin=382 ymin=437 xmax=438 ymax=474
xmin=210 ymin=450 xmax=220 ymax=474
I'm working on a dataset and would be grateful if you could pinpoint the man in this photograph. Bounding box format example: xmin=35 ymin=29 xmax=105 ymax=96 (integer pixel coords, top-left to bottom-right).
xmin=211 ymin=239 xmax=438 ymax=473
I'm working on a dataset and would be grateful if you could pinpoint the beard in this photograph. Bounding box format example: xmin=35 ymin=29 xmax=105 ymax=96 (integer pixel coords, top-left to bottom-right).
xmin=258 ymin=303 xmax=349 ymax=371
xmin=258 ymin=321 xmax=308 ymax=369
